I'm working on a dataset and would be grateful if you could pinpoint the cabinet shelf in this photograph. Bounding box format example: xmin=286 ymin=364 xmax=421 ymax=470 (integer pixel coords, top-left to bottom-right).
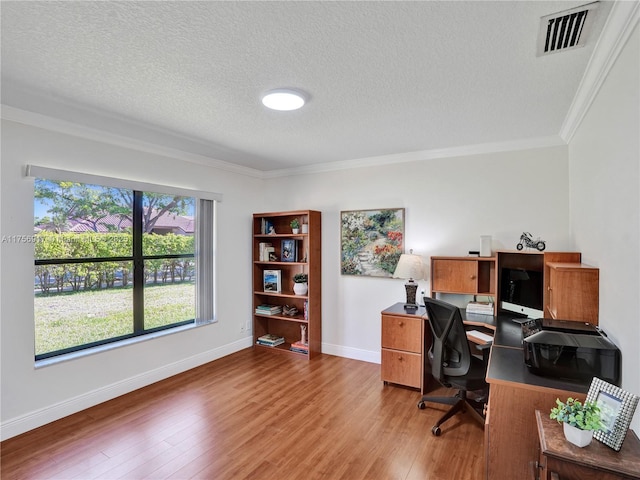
xmin=254 ymin=261 xmax=308 ymax=266
xmin=254 ymin=342 xmax=309 ymax=357
xmin=254 ymin=313 xmax=309 ymax=323
xmin=252 ymin=210 xmax=321 ymax=359
xmin=255 ymin=291 xmax=308 ymax=299
xmin=254 ymin=234 xmax=309 ymax=239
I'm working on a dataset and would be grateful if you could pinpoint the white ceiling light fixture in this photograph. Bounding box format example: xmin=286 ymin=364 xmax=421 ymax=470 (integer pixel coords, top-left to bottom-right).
xmin=261 ymin=88 xmax=306 ymax=111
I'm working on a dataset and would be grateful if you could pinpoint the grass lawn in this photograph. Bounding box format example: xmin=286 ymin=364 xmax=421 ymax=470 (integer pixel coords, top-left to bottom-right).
xmin=35 ymin=282 xmax=195 ymax=356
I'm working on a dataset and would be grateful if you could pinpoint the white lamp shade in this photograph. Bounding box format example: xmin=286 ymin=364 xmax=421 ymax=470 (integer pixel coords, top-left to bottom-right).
xmin=393 ymin=253 xmax=424 ymax=281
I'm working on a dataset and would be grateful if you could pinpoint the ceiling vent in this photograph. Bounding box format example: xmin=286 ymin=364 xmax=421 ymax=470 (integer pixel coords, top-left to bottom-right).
xmin=537 ymin=2 xmax=599 ymax=56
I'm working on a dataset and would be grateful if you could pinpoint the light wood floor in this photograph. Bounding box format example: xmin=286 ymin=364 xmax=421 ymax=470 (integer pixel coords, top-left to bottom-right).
xmin=1 ymin=348 xmax=484 ymax=480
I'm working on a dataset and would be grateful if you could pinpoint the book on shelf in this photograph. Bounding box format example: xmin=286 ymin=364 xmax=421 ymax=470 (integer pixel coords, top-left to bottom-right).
xmin=258 ymin=242 xmax=273 ymax=262
xmin=256 ymin=304 xmax=282 ymax=312
xmin=261 ymin=218 xmax=275 ymax=235
xmin=257 ymin=339 xmax=285 ymax=347
xmin=290 ymin=340 xmax=308 ymax=350
xmin=290 ymin=347 xmax=309 ymax=354
xmin=290 ymin=340 xmax=309 ymax=354
xmin=263 ymin=269 xmax=282 ymax=293
xmin=257 ymin=333 xmax=285 ymax=347
xmin=255 ymin=308 xmax=283 ymax=315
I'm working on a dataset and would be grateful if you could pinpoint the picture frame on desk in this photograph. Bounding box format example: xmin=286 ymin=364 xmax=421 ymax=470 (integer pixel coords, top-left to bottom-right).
xmin=587 ymin=377 xmax=640 ymax=451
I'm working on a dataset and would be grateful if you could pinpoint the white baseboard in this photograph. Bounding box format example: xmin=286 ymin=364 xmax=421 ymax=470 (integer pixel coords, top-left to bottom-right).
xmin=321 ymin=342 xmax=380 ymax=364
xmin=0 ymin=337 xmax=253 ymax=441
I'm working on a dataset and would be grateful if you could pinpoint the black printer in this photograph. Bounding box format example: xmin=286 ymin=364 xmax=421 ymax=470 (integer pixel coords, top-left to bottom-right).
xmin=521 ymin=318 xmax=621 ymax=385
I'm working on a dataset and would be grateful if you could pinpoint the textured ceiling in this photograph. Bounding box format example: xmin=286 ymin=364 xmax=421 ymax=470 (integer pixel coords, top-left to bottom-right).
xmin=1 ymin=1 xmax=613 ymax=172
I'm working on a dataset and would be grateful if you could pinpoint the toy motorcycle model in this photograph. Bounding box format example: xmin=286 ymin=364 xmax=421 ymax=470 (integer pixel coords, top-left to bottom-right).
xmin=516 ymin=232 xmax=546 ymax=251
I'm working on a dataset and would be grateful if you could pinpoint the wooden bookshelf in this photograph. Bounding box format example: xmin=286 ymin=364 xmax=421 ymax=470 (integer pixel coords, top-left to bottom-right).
xmin=252 ymin=210 xmax=321 ymax=359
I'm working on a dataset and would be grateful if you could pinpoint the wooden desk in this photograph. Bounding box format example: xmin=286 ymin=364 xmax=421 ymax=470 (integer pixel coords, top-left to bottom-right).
xmin=535 ymin=410 xmax=640 ymax=479
xmin=381 ymin=303 xmax=496 ymax=394
xmin=485 ymin=318 xmax=591 ymax=480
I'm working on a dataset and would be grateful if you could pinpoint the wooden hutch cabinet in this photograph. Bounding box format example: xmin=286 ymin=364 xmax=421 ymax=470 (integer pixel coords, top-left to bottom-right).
xmin=547 ymin=262 xmax=599 ymax=325
xmin=430 ymin=256 xmax=497 ymax=314
xmin=497 ymin=251 xmax=599 ymax=324
xmin=252 ymin=210 xmax=321 ymax=358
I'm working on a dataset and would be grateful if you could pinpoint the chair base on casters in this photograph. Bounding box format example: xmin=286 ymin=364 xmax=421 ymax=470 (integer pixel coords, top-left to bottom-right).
xmin=417 ymin=390 xmax=485 ymax=436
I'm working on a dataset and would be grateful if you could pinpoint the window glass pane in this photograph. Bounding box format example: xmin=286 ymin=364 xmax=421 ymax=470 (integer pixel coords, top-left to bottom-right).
xmin=34 ymin=262 xmax=134 ymax=355
xmin=33 ymin=176 xmax=206 ymax=359
xmin=34 ymin=179 xmax=133 ymax=259
xmin=141 ymin=193 xmax=195 ymax=256
xmin=144 ymin=260 xmax=195 ymax=329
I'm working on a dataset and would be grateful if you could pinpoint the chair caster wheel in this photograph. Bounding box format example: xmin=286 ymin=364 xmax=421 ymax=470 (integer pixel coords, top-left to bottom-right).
xmin=432 ymin=426 xmax=441 ymax=436
xmin=417 ymin=401 xmax=426 ymax=409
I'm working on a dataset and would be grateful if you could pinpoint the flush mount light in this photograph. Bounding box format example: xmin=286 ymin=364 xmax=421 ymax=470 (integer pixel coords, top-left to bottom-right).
xmin=261 ymin=88 xmax=306 ymax=111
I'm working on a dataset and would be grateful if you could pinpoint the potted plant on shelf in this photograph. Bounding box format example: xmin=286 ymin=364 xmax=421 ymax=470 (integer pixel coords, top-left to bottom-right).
xmin=293 ymin=273 xmax=308 ymax=295
xmin=290 ymin=218 xmax=300 ymax=234
xmin=550 ymin=397 xmax=604 ymax=447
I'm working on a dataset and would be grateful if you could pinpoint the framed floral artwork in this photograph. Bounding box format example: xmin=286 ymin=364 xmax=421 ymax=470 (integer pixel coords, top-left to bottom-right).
xmin=340 ymin=208 xmax=404 ymax=277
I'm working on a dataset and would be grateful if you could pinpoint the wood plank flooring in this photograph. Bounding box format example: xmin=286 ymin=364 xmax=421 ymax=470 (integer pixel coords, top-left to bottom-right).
xmin=1 ymin=348 xmax=484 ymax=480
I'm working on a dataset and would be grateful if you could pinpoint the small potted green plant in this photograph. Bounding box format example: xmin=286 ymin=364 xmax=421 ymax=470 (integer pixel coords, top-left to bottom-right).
xmin=550 ymin=397 xmax=604 ymax=447
xmin=293 ymin=273 xmax=308 ymax=295
xmin=290 ymin=218 xmax=300 ymax=234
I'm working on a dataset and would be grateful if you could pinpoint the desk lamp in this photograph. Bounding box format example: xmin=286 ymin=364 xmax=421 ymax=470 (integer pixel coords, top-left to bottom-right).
xmin=393 ymin=250 xmax=425 ymax=310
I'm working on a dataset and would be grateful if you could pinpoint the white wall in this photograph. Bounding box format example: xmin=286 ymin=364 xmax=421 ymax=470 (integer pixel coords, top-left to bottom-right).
xmin=1 ymin=117 xmax=574 ymax=439
xmin=0 ymin=120 xmax=262 ymax=439
xmin=568 ymin=24 xmax=639 ymax=432
xmin=265 ymin=146 xmax=572 ymax=361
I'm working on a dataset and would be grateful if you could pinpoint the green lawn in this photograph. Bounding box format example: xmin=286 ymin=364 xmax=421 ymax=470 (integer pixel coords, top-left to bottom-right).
xmin=35 ymin=283 xmax=195 ymax=355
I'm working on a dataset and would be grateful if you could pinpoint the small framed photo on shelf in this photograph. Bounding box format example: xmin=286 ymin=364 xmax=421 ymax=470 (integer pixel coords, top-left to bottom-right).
xmin=586 ymin=377 xmax=639 ymax=451
xmin=281 ymin=239 xmax=297 ymax=262
xmin=263 ymin=269 xmax=282 ymax=293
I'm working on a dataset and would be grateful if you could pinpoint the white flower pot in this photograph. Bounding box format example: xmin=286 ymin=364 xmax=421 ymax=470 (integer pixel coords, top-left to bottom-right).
xmin=563 ymin=422 xmax=593 ymax=448
xmin=293 ymin=282 xmax=308 ymax=295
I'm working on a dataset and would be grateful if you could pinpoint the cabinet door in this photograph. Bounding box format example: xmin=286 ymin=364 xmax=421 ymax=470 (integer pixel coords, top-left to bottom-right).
xmin=381 ymin=315 xmax=422 ymax=353
xmin=431 ymin=259 xmax=478 ymax=294
xmin=548 ymin=264 xmax=599 ymax=324
xmin=381 ymin=349 xmax=422 ymax=388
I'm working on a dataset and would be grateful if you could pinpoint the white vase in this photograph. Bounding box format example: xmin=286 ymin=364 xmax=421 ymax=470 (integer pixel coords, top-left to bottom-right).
xmin=292 ymin=228 xmax=299 ymax=234
xmin=563 ymin=422 xmax=593 ymax=447
xmin=293 ymin=282 xmax=308 ymax=295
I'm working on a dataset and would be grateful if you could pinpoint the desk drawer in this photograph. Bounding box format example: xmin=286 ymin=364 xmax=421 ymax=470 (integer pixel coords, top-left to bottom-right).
xmin=381 ymin=315 xmax=422 ymax=352
xmin=381 ymin=348 xmax=421 ymax=388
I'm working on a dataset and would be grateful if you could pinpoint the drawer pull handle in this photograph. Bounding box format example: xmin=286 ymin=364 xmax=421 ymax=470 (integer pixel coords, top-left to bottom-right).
xmin=398 ymin=321 xmax=404 ymax=327
xmin=470 ymin=275 xmax=476 ymax=279
xmin=398 ymin=356 xmax=403 ymax=361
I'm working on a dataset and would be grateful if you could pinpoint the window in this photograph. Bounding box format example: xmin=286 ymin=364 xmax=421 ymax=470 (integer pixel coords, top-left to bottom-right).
xmin=29 ymin=166 xmax=219 ymax=360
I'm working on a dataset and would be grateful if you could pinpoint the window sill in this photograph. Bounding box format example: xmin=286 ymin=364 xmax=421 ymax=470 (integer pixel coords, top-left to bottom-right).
xmin=35 ymin=320 xmax=215 ymax=369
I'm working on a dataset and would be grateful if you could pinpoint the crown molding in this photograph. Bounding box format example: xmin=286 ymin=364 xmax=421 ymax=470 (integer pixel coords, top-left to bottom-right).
xmin=560 ymin=0 xmax=640 ymax=143
xmin=262 ymin=135 xmax=567 ymax=178
xmin=1 ymin=105 xmax=265 ymax=179
xmin=3 ymin=103 xmax=567 ymax=180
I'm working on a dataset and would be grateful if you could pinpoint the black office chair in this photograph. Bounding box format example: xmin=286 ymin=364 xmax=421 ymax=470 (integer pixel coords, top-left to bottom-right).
xmin=417 ymin=297 xmax=489 ymax=436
